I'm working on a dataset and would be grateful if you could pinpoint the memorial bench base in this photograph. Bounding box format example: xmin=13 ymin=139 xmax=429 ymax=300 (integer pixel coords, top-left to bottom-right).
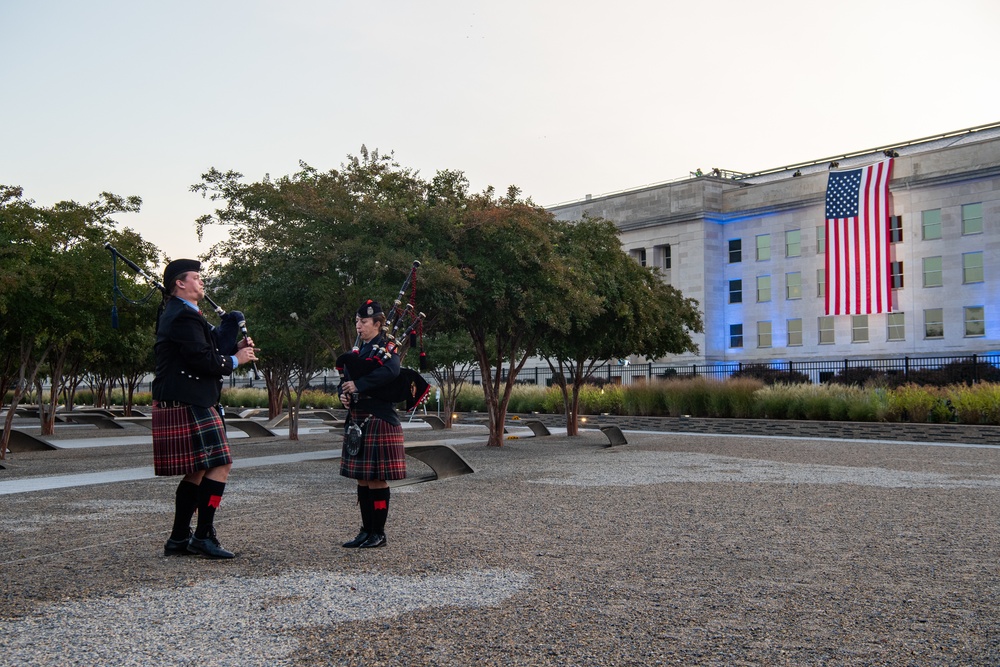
xmin=393 ymin=444 xmax=475 ymax=486
xmin=599 ymin=425 xmax=628 ymax=447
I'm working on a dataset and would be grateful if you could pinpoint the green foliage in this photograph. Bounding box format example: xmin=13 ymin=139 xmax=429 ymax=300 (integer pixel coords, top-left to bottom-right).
xmin=396 ymin=378 xmax=1000 ymax=425
xmin=454 ymin=384 xmax=487 ymax=412
xmin=622 ymin=382 xmax=667 ymax=416
xmin=506 ymin=385 xmax=551 ymax=414
xmin=730 ymin=363 xmax=810 ymax=386
xmin=908 ymin=360 xmax=1000 ymax=387
xmin=892 ymin=384 xmax=945 ymax=423
xmin=577 ymin=384 xmax=624 ymax=415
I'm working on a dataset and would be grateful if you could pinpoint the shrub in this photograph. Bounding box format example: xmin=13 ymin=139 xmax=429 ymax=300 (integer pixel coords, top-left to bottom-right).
xmin=578 ymin=384 xmax=624 ymax=415
xmin=825 ymin=366 xmax=902 ymax=388
xmin=730 ymin=363 xmax=811 ymax=386
xmin=507 ymin=385 xmax=550 ymax=414
xmin=718 ymin=378 xmax=763 ymax=418
xmin=907 ymin=359 xmax=1000 ymax=387
xmin=622 ymin=382 xmax=665 ymax=416
xmin=753 ymin=384 xmax=795 ymax=419
xmin=454 ymin=385 xmax=486 ymax=412
xmin=891 ymin=384 xmax=946 ymax=423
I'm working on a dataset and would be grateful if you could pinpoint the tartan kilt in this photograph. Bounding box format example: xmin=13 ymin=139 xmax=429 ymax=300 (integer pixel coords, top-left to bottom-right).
xmin=340 ymin=412 xmax=406 ymax=481
xmin=152 ymin=403 xmax=232 ymax=476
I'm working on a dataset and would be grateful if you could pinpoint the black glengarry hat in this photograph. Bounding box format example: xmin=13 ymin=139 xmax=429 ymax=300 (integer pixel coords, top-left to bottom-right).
xmin=357 ymin=299 xmax=383 ymax=318
xmin=163 ymin=259 xmax=201 ymax=291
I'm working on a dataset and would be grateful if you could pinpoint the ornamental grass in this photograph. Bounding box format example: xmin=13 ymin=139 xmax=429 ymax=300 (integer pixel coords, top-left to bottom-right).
xmin=48 ymin=378 xmax=1000 ymax=426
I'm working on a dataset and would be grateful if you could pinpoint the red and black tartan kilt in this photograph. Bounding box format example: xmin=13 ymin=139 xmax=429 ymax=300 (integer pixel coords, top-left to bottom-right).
xmin=340 ymin=412 xmax=406 ymax=481
xmin=152 ymin=403 xmax=232 ymax=476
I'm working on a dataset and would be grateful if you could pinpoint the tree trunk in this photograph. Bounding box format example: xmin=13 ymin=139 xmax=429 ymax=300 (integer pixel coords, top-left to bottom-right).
xmin=42 ymin=347 xmax=70 ymax=436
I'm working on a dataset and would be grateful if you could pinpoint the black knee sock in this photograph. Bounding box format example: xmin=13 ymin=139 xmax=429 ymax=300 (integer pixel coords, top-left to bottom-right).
xmin=170 ymin=480 xmax=200 ymax=540
xmin=194 ymin=478 xmax=226 ymax=539
xmin=370 ymin=487 xmax=390 ymax=535
xmin=358 ymin=485 xmax=373 ymax=532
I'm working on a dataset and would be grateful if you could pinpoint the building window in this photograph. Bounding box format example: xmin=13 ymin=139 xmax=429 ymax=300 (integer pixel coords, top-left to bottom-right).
xmin=962 ymin=203 xmax=983 ymax=235
xmin=787 ymin=318 xmax=803 ymax=346
xmin=756 ymin=275 xmax=771 ymax=302
xmin=924 ymin=308 xmax=944 ymax=339
xmin=818 ymin=316 xmax=835 ymax=344
xmin=730 ymin=323 xmax=743 ymax=348
xmin=631 ymin=248 xmax=647 ymax=266
xmin=890 ymin=261 xmax=904 ymax=289
xmin=785 ymin=229 xmax=801 ymax=257
xmin=851 ymin=314 xmax=869 ymax=343
xmin=728 ymin=279 xmax=743 ymax=304
xmin=728 ymin=238 xmax=742 ymax=263
xmin=816 ymin=226 xmax=826 ymax=254
xmin=965 ymin=306 xmax=985 ymax=337
xmin=817 ymin=268 xmax=826 ymax=298
xmin=887 ymin=312 xmax=905 ymax=341
xmin=889 ymin=215 xmax=903 ymax=243
xmin=921 ymin=209 xmax=942 ymax=240
xmin=756 ymin=234 xmax=770 ymax=261
xmin=656 ymin=244 xmax=671 ymax=270
xmin=757 ymin=321 xmax=772 ymax=348
xmin=962 ymin=252 xmax=984 ymax=284
xmin=922 ymin=256 xmax=942 ymax=287
xmin=785 ymin=272 xmax=802 ymax=299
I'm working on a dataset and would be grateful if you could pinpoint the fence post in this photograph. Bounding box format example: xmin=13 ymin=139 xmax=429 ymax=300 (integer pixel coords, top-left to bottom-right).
xmin=843 ymin=358 xmax=849 ymax=373
xmin=973 ymin=353 xmax=979 ymax=384
xmin=904 ymin=356 xmax=909 ymax=380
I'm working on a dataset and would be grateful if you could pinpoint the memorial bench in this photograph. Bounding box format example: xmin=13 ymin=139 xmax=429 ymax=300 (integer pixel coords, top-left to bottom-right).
xmin=522 ymin=420 xmax=551 ymax=437
xmin=598 ymin=424 xmax=628 ymax=447
xmin=6 ymin=430 xmax=58 ymax=452
xmin=394 ymin=443 xmax=474 ymax=486
xmin=420 ymin=415 xmax=447 ymax=430
xmin=225 ymin=419 xmax=278 ymax=438
xmin=63 ymin=414 xmax=126 ymax=430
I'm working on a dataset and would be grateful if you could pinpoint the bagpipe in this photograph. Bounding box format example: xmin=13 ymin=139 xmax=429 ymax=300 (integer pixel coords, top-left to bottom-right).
xmin=104 ymin=243 xmax=260 ymax=379
xmin=336 ymin=260 xmax=430 ymax=412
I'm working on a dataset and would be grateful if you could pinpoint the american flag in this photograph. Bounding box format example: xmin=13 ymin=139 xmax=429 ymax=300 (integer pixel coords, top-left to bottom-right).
xmin=825 ymin=159 xmax=894 ymax=315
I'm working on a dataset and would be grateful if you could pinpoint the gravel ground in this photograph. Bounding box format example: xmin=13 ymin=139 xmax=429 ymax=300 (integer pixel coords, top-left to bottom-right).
xmin=1 ymin=420 xmax=999 ymax=666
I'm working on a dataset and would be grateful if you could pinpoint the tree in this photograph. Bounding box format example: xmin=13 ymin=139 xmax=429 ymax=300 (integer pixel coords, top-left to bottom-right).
xmin=0 ymin=187 xmax=143 ymax=454
xmin=422 ymin=329 xmax=477 ymax=427
xmin=438 ymin=187 xmax=592 ymax=447
xmin=193 ymin=150 xmax=441 ymax=436
xmin=538 ymin=217 xmax=704 ymax=435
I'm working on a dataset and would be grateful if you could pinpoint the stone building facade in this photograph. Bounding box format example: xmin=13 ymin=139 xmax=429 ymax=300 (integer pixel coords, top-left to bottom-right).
xmin=549 ymin=123 xmax=1000 ymax=367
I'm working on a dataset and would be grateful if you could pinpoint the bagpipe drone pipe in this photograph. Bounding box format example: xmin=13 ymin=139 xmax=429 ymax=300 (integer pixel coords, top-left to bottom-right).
xmin=336 ymin=260 xmax=431 ymax=412
xmin=104 ymin=243 xmax=260 ymax=379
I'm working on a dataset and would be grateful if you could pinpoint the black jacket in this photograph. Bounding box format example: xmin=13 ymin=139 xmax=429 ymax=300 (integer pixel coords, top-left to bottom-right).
xmin=341 ymin=333 xmax=402 ymax=425
xmin=152 ymin=297 xmax=237 ymax=408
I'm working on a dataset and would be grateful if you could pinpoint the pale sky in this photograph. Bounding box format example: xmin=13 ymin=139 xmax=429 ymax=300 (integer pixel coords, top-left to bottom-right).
xmin=4 ymin=0 xmax=999 ymax=264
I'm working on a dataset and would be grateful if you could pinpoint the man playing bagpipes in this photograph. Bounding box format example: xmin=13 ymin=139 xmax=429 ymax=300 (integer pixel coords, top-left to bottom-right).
xmin=152 ymin=259 xmax=257 ymax=559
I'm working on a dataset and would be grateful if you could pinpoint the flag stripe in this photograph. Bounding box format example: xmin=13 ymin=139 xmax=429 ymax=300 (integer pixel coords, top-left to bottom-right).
xmin=824 ymin=159 xmax=893 ymax=315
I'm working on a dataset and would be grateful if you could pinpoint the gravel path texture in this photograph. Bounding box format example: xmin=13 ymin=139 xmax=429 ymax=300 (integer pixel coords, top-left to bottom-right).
xmin=1 ymin=419 xmax=999 ymax=666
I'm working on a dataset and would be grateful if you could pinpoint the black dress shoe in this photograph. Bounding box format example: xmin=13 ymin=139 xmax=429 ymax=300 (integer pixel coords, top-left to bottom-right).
xmin=164 ymin=533 xmax=193 ymax=556
xmin=342 ymin=530 xmax=370 ymax=548
xmin=358 ymin=532 xmax=386 ymax=549
xmin=187 ymin=533 xmax=236 ymax=559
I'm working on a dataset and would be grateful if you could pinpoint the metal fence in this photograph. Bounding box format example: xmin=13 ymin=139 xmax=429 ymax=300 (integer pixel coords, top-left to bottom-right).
xmin=465 ymin=353 xmax=1000 ymax=387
